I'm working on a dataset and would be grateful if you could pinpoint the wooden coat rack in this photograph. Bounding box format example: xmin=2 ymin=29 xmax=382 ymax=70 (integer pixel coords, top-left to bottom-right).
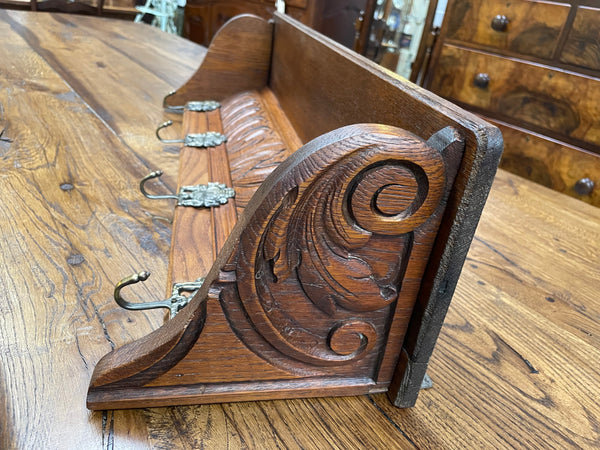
xmin=86 ymin=13 xmax=503 ymax=410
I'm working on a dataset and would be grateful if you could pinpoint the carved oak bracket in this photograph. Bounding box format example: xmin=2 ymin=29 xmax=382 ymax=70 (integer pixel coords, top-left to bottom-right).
xmin=87 ymin=123 xmax=464 ymax=409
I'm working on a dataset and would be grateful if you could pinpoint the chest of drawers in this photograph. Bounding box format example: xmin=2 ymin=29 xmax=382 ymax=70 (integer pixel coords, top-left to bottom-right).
xmin=425 ymin=0 xmax=600 ymax=206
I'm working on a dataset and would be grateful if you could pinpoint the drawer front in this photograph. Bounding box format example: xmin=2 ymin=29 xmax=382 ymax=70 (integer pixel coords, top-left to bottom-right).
xmin=496 ymin=121 xmax=600 ymax=206
xmin=560 ymin=6 xmax=600 ymax=71
xmin=430 ymin=45 xmax=600 ymax=149
xmin=445 ymin=0 xmax=570 ymax=59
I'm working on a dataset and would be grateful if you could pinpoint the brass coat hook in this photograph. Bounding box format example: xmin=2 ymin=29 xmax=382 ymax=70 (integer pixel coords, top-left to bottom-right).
xmin=140 ymin=170 xmax=235 ymax=207
xmin=114 ymin=271 xmax=204 ymax=318
xmin=162 ymin=91 xmax=183 ymax=112
xmin=139 ymin=170 xmax=178 ymax=201
xmin=156 ymin=120 xmax=181 ymax=143
xmin=113 ymin=271 xmax=164 ymax=311
xmin=156 ymin=121 xmax=227 ymax=147
xmin=162 ymin=91 xmax=221 ymax=113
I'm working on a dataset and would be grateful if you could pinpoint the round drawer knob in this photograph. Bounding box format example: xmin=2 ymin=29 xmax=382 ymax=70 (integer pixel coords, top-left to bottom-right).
xmin=473 ymin=73 xmax=490 ymax=89
xmin=574 ymin=178 xmax=595 ymax=195
xmin=491 ymin=15 xmax=509 ymax=32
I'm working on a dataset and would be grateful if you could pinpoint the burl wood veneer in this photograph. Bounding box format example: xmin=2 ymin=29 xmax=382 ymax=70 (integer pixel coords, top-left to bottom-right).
xmin=426 ymin=0 xmax=600 ymax=205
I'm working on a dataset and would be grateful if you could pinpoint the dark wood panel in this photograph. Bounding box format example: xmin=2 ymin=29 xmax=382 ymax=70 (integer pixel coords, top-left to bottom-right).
xmin=183 ymin=4 xmax=211 ymax=46
xmin=560 ymin=6 xmax=600 ymax=71
xmin=209 ymin=2 xmax=271 ymax=35
xmin=495 ymin=120 xmax=600 ymax=206
xmin=183 ymin=0 xmax=365 ymax=50
xmin=315 ymin=0 xmax=366 ymax=49
xmin=445 ymin=0 xmax=570 ymax=60
xmin=430 ymin=44 xmax=600 ymax=150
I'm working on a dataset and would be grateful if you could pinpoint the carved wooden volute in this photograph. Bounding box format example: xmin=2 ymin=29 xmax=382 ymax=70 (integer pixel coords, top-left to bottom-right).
xmin=218 ymin=124 xmax=464 ymax=377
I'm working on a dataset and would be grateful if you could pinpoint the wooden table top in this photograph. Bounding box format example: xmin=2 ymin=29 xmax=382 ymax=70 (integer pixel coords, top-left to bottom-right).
xmin=1 ymin=10 xmax=599 ymax=449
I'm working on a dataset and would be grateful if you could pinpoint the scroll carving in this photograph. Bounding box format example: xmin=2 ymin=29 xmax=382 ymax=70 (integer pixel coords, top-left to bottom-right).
xmin=220 ymin=124 xmax=452 ymax=374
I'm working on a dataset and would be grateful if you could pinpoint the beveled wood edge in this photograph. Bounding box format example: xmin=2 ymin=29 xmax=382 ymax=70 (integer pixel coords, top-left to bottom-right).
xmin=165 ymin=14 xmax=273 ymax=107
xmin=87 ymin=377 xmax=388 ymax=410
xmin=87 ymin=291 xmax=213 ymax=390
xmin=389 ymin=123 xmax=504 ymax=407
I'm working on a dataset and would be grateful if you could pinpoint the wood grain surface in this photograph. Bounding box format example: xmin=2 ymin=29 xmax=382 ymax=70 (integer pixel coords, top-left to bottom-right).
xmin=444 ymin=0 xmax=570 ymax=60
xmin=1 ymin=10 xmax=599 ymax=449
xmin=560 ymin=6 xmax=600 ymax=72
xmin=430 ymin=44 xmax=600 ymax=151
xmin=495 ymin=119 xmax=600 ymax=207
